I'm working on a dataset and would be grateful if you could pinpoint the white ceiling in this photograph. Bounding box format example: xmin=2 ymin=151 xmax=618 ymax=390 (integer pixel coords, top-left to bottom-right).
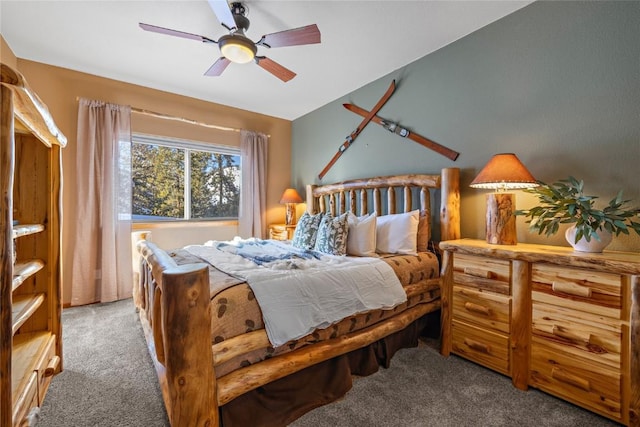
xmin=0 ymin=1 xmax=532 ymax=120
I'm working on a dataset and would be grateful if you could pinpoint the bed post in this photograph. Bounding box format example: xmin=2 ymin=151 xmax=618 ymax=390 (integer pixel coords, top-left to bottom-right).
xmin=439 ymin=167 xmax=459 ymax=358
xmin=162 ymin=264 xmax=218 ymax=427
xmin=440 ymin=167 xmax=460 ymax=242
xmin=306 ymin=184 xmax=318 ymax=214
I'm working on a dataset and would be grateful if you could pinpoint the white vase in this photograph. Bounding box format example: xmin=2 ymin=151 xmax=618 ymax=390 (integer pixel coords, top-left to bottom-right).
xmin=564 ymin=225 xmax=613 ymax=253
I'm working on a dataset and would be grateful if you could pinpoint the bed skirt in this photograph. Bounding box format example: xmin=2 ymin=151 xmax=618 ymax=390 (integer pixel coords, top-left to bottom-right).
xmin=220 ymin=311 xmax=439 ymax=427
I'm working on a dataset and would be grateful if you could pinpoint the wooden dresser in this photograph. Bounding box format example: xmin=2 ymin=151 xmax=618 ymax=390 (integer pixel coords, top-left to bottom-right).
xmin=1 ymin=64 xmax=66 ymax=426
xmin=440 ymin=239 xmax=639 ymax=426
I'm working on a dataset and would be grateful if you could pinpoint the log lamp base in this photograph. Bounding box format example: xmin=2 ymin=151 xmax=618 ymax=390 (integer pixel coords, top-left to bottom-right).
xmin=485 ymin=193 xmax=517 ymax=245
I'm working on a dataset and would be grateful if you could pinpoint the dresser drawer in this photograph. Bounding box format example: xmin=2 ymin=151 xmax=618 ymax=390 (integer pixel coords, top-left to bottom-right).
xmin=531 ymin=337 xmax=621 ymax=421
xmin=452 ymin=285 xmax=511 ymax=334
xmin=532 ymin=264 xmax=622 ymax=318
xmin=269 ymin=224 xmax=294 ymax=241
xmin=453 ymin=254 xmax=511 ymax=295
xmin=269 ymin=228 xmax=288 ymax=240
xmin=532 ymin=303 xmax=621 ymax=370
xmin=34 ymin=334 xmax=59 ymax=404
xmin=451 ymin=320 xmax=509 ymax=374
xmin=12 ymin=372 xmax=38 ymax=427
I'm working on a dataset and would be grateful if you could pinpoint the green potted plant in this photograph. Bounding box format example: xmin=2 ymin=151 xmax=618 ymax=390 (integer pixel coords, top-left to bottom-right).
xmin=515 ymin=176 xmax=640 ymax=252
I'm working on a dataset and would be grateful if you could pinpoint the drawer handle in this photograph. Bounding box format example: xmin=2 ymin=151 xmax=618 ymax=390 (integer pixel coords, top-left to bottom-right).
xmin=44 ymin=355 xmax=61 ymax=377
xmin=551 ymin=367 xmax=591 ymax=391
xmin=463 ymin=267 xmax=495 ymax=279
xmin=463 ymin=338 xmax=491 ymax=354
xmin=551 ymin=325 xmax=591 ymax=346
xmin=464 ymin=302 xmax=491 ymax=316
xmin=551 ymin=281 xmax=592 ymax=298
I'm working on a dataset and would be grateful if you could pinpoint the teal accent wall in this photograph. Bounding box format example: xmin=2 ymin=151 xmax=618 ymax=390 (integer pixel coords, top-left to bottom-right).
xmin=291 ymin=1 xmax=640 ymax=250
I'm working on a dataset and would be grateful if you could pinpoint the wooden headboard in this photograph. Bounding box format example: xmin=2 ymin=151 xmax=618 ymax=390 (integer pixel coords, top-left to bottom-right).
xmin=305 ymin=168 xmax=460 ymax=242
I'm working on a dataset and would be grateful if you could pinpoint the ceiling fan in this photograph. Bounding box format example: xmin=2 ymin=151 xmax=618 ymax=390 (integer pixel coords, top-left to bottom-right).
xmin=139 ymin=0 xmax=321 ymax=82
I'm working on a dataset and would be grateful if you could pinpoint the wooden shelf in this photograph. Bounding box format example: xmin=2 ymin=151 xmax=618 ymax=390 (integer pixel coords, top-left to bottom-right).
xmin=12 ymin=260 xmax=45 ymax=292
xmin=2 ymin=63 xmax=64 ymax=426
xmin=11 ymin=332 xmax=51 ymax=400
xmin=12 ymin=293 xmax=45 ymax=335
xmin=12 ymin=224 xmax=44 ymax=239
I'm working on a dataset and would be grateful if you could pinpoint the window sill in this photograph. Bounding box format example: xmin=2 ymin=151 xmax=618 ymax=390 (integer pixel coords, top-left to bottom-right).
xmin=132 ymin=220 xmax=238 ymax=230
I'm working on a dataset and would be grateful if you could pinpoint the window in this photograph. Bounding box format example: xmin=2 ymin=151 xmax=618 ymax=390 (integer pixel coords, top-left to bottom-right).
xmin=132 ymin=134 xmax=240 ymax=221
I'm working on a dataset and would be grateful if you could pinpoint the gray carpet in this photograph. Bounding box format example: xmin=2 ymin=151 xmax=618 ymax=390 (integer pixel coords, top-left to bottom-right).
xmin=38 ymin=299 xmax=618 ymax=427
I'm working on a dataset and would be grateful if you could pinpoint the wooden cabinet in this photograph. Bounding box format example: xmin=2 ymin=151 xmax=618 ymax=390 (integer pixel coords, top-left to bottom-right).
xmin=1 ymin=63 xmax=66 ymax=426
xmin=440 ymin=239 xmax=639 ymax=426
xmin=450 ymin=254 xmax=512 ymax=375
xmin=268 ymin=224 xmax=295 ymax=241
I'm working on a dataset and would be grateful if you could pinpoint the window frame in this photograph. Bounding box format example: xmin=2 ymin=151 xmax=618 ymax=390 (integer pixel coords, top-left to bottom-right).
xmin=131 ymin=133 xmax=241 ymax=223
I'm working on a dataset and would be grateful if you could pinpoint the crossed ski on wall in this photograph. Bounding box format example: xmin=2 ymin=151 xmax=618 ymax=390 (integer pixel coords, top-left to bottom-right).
xmin=343 ymin=104 xmax=460 ymax=161
xmin=318 ymin=79 xmax=459 ymax=180
xmin=318 ymin=79 xmax=396 ymax=180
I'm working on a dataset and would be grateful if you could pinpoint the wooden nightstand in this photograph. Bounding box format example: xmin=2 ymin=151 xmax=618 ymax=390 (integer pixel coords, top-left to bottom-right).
xmin=439 ymin=239 xmax=640 ymax=426
xmin=268 ymin=224 xmax=296 ymax=241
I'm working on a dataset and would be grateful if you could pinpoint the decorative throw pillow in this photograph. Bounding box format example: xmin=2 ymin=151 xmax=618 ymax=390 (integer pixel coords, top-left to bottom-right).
xmin=376 ymin=210 xmax=419 ymax=255
xmin=291 ymin=212 xmax=323 ymax=250
xmin=346 ymin=212 xmax=377 ymax=257
xmin=314 ymin=212 xmax=349 ymax=256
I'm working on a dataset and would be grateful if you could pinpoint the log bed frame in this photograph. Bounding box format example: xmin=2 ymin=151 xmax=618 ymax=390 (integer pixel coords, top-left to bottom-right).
xmin=133 ymin=168 xmax=460 ymax=427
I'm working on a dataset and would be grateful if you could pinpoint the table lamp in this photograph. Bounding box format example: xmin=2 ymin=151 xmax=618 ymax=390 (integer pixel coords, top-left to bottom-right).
xmin=280 ymin=188 xmax=303 ymax=225
xmin=470 ymin=153 xmax=538 ymax=245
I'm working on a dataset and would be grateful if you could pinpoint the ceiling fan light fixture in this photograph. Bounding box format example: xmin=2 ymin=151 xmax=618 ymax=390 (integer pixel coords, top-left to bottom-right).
xmin=219 ymin=34 xmax=257 ymax=64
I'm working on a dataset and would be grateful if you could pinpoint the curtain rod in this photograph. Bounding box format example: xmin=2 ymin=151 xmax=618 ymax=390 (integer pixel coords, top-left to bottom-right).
xmin=132 ymin=107 xmax=240 ymax=133
xmin=75 ymin=97 xmax=270 ymax=137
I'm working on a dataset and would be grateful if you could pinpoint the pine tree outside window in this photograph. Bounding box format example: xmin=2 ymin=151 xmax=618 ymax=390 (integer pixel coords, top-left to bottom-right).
xmin=132 ymin=134 xmax=240 ymax=221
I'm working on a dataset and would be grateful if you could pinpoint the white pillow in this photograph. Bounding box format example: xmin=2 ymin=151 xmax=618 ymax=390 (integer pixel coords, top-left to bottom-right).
xmin=376 ymin=210 xmax=419 ymax=255
xmin=346 ymin=212 xmax=377 ymax=257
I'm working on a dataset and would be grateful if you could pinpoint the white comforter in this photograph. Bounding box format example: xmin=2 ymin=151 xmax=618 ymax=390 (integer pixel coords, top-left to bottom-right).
xmin=184 ymin=238 xmax=407 ymax=347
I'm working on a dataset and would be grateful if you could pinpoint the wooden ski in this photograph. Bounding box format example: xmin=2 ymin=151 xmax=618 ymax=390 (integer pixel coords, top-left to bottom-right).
xmin=318 ymin=80 xmax=396 ymax=180
xmin=343 ymin=103 xmax=460 ymax=161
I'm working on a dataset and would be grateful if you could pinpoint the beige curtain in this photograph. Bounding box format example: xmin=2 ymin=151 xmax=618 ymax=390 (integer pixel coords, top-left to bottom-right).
xmin=239 ymin=130 xmax=268 ymax=238
xmin=70 ymin=99 xmax=132 ymax=306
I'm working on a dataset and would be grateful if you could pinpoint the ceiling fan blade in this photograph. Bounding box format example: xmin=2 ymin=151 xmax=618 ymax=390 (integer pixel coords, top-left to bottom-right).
xmin=204 ymin=57 xmax=231 ymax=76
xmin=256 ymin=24 xmax=321 ymax=49
xmin=255 ymin=56 xmax=296 ymax=82
xmin=139 ymin=23 xmax=216 ymax=44
xmin=208 ymin=0 xmax=237 ymax=31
